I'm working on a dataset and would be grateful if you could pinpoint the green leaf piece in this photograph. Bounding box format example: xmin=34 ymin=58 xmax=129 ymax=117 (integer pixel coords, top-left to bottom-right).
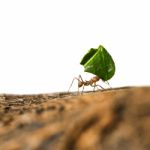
xmin=80 ymin=45 xmax=115 ymax=81
xmin=80 ymin=48 xmax=97 ymax=65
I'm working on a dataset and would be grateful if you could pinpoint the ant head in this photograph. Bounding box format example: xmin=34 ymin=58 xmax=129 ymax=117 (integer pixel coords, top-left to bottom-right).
xmin=78 ymin=80 xmax=83 ymax=87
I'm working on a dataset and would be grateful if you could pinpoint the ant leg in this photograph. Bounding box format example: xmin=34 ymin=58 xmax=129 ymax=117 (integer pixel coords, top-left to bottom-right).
xmin=81 ymin=85 xmax=85 ymax=94
xmin=77 ymin=86 xmax=79 ymax=94
xmin=68 ymin=77 xmax=80 ymax=93
xmin=92 ymin=83 xmax=96 ymax=92
xmin=102 ymin=80 xmax=112 ymax=88
xmin=90 ymin=83 xmax=97 ymax=92
xmin=97 ymin=84 xmax=105 ymax=89
xmin=91 ymin=84 xmax=104 ymax=91
xmin=106 ymin=81 xmax=112 ymax=88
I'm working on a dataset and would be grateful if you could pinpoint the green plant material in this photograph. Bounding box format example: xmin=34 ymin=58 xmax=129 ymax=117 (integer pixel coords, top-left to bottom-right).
xmin=80 ymin=45 xmax=115 ymax=81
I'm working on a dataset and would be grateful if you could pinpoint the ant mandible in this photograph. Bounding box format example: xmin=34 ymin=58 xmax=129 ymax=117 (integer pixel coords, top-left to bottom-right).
xmin=68 ymin=75 xmax=111 ymax=94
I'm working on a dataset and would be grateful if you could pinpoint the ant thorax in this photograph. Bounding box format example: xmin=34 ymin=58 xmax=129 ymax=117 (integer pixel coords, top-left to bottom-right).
xmin=84 ymin=80 xmax=91 ymax=86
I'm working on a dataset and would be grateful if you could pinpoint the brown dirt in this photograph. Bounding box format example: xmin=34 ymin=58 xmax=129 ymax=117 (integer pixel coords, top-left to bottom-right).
xmin=0 ymin=87 xmax=150 ymax=150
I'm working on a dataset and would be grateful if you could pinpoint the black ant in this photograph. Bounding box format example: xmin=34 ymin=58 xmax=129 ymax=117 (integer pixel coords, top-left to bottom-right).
xmin=68 ymin=75 xmax=111 ymax=94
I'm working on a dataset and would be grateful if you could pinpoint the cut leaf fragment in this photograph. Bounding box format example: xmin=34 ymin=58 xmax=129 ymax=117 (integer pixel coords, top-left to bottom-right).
xmin=80 ymin=45 xmax=115 ymax=81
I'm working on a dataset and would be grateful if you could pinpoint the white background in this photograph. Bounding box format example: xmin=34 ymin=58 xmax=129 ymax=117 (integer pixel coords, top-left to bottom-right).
xmin=0 ymin=0 xmax=150 ymax=94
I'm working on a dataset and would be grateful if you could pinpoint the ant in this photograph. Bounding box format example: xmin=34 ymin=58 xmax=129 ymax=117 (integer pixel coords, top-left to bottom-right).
xmin=68 ymin=75 xmax=111 ymax=94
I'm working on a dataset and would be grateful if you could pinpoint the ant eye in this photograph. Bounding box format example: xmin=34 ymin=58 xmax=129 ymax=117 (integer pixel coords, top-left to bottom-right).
xmin=80 ymin=45 xmax=115 ymax=81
